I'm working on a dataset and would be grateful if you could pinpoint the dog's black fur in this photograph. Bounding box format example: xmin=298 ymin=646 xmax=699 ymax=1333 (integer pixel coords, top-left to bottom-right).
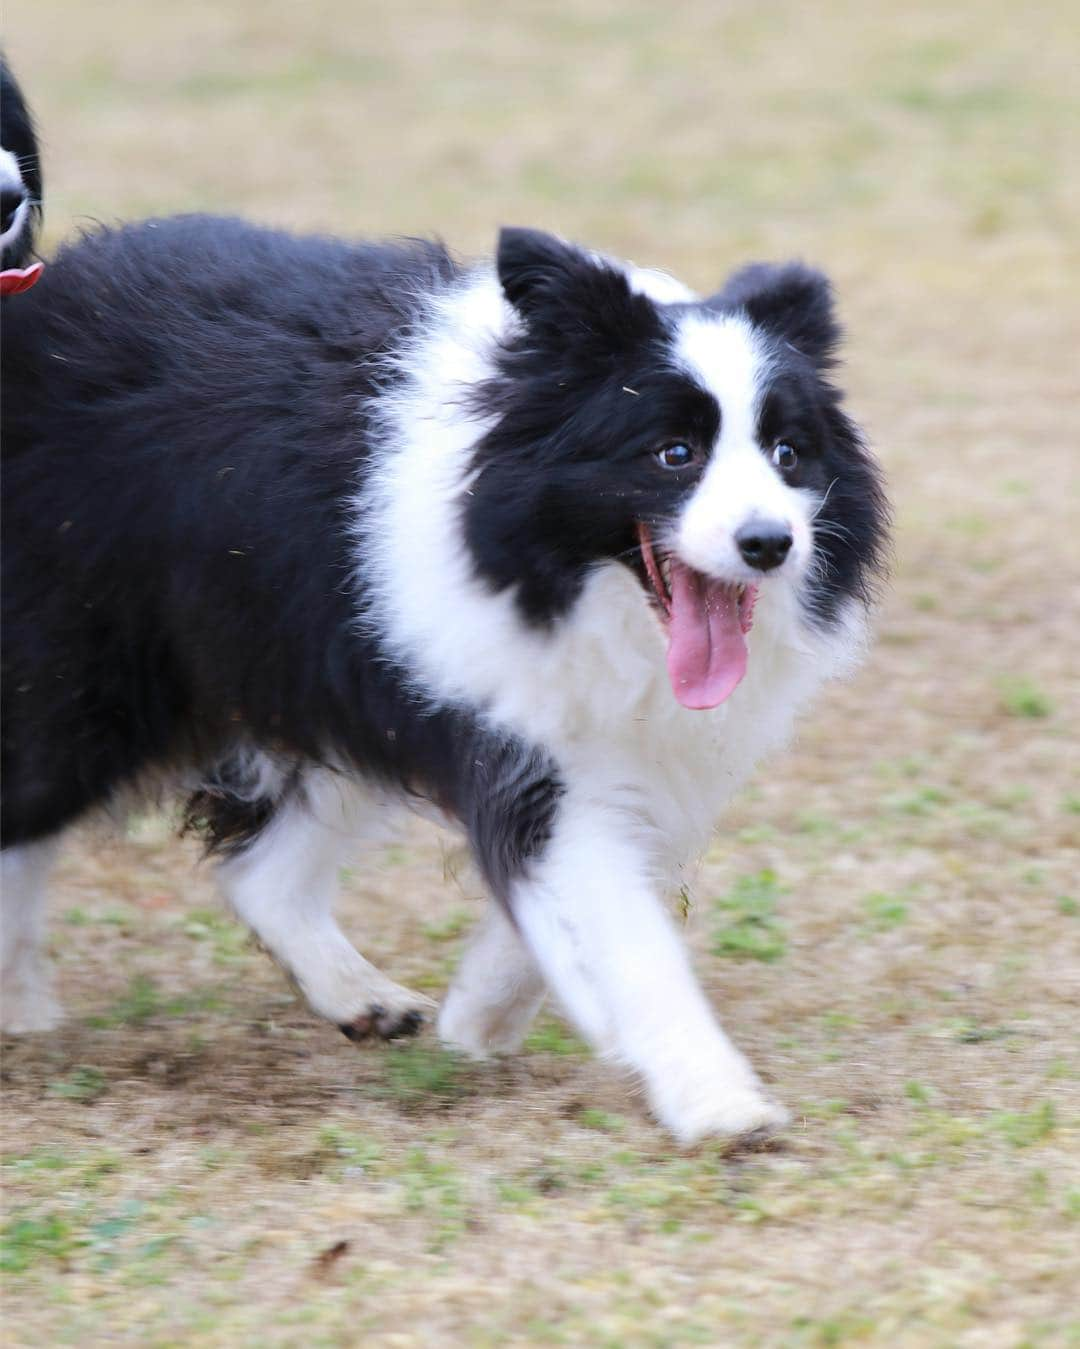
xmin=0 ymin=217 xmax=564 ymax=893
xmin=1 ymin=216 xmax=885 ymax=895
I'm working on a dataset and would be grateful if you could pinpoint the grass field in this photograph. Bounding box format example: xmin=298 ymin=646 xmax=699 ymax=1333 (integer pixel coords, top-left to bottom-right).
xmin=3 ymin=2 xmax=1079 ymax=1344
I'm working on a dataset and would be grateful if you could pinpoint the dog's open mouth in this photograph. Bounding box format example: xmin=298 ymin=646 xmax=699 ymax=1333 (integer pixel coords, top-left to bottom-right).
xmin=637 ymin=522 xmax=757 ymax=711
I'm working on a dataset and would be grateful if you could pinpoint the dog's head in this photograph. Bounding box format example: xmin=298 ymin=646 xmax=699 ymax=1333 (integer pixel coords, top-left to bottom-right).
xmin=1 ymin=55 xmax=44 ymax=289
xmin=464 ymin=227 xmax=888 ymax=709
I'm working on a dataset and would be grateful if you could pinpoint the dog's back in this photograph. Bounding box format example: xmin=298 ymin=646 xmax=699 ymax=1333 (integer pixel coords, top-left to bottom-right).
xmin=2 ymin=215 xmax=458 ymax=845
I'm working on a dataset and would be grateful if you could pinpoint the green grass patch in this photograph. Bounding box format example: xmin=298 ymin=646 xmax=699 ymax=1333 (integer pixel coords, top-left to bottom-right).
xmin=62 ymin=906 xmax=136 ymax=932
xmin=998 ymin=676 xmax=1053 ymax=719
xmin=949 ymin=1018 xmax=1014 ymax=1044
xmin=789 ymin=1311 xmax=877 ymax=1346
xmin=3 ymin=1151 xmax=72 ymax=1178
xmin=990 ymin=1102 xmax=1056 ymax=1148
xmin=86 ymin=1200 xmax=148 ymax=1271
xmin=711 ymin=870 xmax=787 ymax=962
xmin=882 ymin=784 xmax=950 ymax=816
xmin=397 ymin=1148 xmax=466 ymax=1251
xmin=421 ymin=908 xmax=473 ymax=942
xmin=794 ymin=811 xmax=838 ymax=835
xmin=377 ymin=1043 xmax=472 ymax=1109
xmin=1 ymin=1213 xmax=77 ymax=1273
xmin=524 ymin=1017 xmax=588 ymax=1057
xmin=48 ymin=1066 xmax=108 ymax=1103
xmin=734 ymin=823 xmax=777 ymax=844
xmin=576 ymin=1109 xmax=625 ymax=1135
xmin=821 ymin=1009 xmax=858 ymax=1036
xmin=181 ymin=907 xmax=251 ymax=963
xmin=87 ymin=974 xmax=222 ymax=1028
xmin=909 ymin=1109 xmax=983 ymax=1151
xmin=315 ymin=1126 xmax=383 ymax=1180
xmin=90 ymin=973 xmax=161 ymax=1026
xmin=862 ymin=891 xmax=910 ymax=930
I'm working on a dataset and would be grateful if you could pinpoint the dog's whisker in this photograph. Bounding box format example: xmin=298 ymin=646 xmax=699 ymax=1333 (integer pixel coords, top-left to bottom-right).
xmin=811 ymin=477 xmax=840 ymax=520
xmin=813 ymin=520 xmax=856 ymax=545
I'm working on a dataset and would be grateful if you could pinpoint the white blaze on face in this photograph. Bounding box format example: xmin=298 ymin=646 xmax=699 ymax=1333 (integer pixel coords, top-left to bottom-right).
xmin=0 ymin=147 xmax=24 ymax=192
xmin=641 ymin=312 xmax=818 ymax=710
xmin=672 ymin=312 xmax=812 ymax=582
xmin=0 ymin=148 xmax=28 ymax=250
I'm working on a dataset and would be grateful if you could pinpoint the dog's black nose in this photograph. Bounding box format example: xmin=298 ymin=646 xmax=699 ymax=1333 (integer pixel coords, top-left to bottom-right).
xmin=735 ymin=520 xmax=793 ymax=572
xmin=0 ymin=186 xmax=26 ymax=235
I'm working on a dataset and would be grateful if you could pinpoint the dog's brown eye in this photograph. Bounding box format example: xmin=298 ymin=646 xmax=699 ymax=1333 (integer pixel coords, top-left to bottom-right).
xmin=656 ymin=443 xmax=693 ymax=469
xmin=772 ymin=442 xmax=798 ymax=472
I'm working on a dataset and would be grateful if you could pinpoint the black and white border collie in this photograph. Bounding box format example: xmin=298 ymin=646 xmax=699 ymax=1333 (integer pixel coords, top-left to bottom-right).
xmin=1 ymin=215 xmax=887 ymax=1143
xmin=0 ymin=55 xmax=44 ymax=294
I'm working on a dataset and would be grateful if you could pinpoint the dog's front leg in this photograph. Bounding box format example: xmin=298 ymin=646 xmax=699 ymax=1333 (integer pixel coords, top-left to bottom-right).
xmin=507 ymin=798 xmax=788 ymax=1145
xmin=1 ymin=838 xmax=63 ymax=1034
xmin=438 ymin=902 xmax=547 ymax=1055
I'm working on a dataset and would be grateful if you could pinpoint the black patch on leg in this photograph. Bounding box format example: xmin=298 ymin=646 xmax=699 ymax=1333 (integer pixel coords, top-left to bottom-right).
xmin=456 ymin=734 xmax=564 ymax=904
xmin=181 ymin=754 xmax=301 ymax=856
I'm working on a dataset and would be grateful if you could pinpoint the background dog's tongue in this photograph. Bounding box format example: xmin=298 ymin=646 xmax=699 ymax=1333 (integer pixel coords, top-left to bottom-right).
xmin=666 ymin=560 xmax=748 ymax=709
xmin=0 ymin=262 xmax=44 ymax=295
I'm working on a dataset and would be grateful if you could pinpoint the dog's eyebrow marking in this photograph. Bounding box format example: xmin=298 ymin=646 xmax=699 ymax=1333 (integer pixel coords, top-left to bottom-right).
xmin=622 ymin=386 xmax=640 ymax=396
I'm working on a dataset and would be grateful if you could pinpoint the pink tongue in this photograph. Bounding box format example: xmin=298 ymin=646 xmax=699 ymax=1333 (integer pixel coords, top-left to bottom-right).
xmin=666 ymin=560 xmax=748 ymax=709
xmin=0 ymin=262 xmax=44 ymax=296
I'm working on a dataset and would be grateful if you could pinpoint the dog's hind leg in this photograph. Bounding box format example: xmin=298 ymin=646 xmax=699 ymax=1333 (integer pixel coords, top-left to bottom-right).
xmin=215 ymin=771 xmax=433 ymax=1040
xmin=1 ymin=837 xmax=63 ymax=1034
xmin=438 ymin=902 xmax=547 ymax=1055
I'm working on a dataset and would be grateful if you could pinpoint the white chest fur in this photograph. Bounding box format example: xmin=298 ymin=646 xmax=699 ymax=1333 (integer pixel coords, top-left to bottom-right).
xmin=359 ymin=272 xmax=864 ymax=871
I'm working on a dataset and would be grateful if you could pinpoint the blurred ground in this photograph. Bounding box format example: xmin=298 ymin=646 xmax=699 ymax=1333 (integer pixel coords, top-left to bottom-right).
xmin=2 ymin=2 xmax=1078 ymax=1345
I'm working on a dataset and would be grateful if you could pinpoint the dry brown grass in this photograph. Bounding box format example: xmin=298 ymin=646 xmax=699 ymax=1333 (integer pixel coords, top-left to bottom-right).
xmin=3 ymin=1 xmax=1079 ymax=1344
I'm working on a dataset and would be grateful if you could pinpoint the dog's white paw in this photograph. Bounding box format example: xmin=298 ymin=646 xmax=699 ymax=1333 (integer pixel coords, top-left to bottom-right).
xmin=280 ymin=948 xmax=436 ymax=1042
xmin=437 ymin=991 xmax=528 ymax=1058
xmin=651 ymin=1077 xmax=790 ymax=1146
xmin=316 ymin=965 xmax=436 ymax=1044
xmin=437 ymin=957 xmax=547 ymax=1058
xmin=332 ymin=981 xmax=437 ymax=1043
xmin=339 ymin=992 xmax=436 ymax=1041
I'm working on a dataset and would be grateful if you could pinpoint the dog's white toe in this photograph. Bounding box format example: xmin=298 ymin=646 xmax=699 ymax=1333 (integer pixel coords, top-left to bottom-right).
xmin=652 ymin=1078 xmax=791 ymax=1146
xmin=437 ymin=996 xmax=529 ymax=1057
xmin=328 ymin=979 xmax=436 ymax=1043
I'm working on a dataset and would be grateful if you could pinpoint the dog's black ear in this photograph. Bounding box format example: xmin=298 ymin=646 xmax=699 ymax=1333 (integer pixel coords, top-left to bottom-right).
xmin=496 ymin=226 xmax=661 ymax=352
xmin=496 ymin=227 xmax=594 ymax=316
xmin=710 ymin=262 xmax=840 ymax=366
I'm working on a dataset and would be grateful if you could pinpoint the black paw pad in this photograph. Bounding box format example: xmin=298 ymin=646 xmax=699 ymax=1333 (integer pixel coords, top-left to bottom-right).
xmin=338 ymin=1004 xmax=426 ymax=1043
xmin=338 ymin=1005 xmax=384 ymax=1042
xmin=383 ymin=1008 xmax=425 ymax=1040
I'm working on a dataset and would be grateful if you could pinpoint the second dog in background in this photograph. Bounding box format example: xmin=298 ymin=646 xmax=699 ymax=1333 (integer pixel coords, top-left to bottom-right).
xmin=0 ymin=55 xmax=44 ymax=292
